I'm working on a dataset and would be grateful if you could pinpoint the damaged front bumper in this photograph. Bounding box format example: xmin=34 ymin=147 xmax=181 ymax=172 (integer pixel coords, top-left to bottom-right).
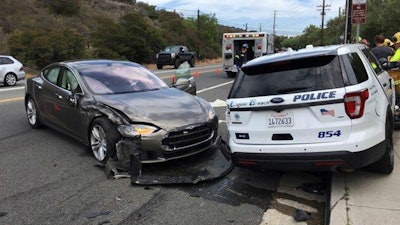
xmin=104 ymin=136 xmax=233 ymax=185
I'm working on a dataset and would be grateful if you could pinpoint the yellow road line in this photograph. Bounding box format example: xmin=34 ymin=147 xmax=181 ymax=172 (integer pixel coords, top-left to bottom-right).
xmin=0 ymin=97 xmax=24 ymax=103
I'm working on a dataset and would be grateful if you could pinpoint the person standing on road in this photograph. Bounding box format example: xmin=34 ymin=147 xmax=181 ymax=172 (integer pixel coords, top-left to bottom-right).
xmin=234 ymin=43 xmax=249 ymax=69
xmin=371 ymin=34 xmax=394 ymax=61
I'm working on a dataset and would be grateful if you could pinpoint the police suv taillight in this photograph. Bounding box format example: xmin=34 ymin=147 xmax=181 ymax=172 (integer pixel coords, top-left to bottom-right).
xmin=344 ymin=89 xmax=369 ymax=119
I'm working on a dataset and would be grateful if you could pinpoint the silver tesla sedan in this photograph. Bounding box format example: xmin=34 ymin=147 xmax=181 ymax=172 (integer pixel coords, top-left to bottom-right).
xmin=24 ymin=60 xmax=218 ymax=164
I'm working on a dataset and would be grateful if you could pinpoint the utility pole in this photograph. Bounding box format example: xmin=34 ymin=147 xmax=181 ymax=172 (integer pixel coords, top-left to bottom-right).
xmin=317 ymin=0 xmax=330 ymax=45
xmin=272 ymin=10 xmax=277 ymax=52
xmin=344 ymin=0 xmax=353 ymax=43
xmin=272 ymin=11 xmax=277 ymax=37
xmin=197 ymin=9 xmax=200 ymax=59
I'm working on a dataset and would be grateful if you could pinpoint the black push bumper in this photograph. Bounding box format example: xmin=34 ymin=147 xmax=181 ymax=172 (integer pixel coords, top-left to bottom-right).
xmin=231 ymin=141 xmax=386 ymax=172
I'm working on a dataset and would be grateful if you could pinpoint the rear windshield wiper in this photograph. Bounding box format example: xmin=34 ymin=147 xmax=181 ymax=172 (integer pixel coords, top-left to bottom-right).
xmin=276 ymin=86 xmax=312 ymax=94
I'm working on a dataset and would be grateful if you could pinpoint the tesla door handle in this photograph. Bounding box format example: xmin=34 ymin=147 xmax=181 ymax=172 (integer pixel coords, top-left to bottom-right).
xmin=55 ymin=93 xmax=63 ymax=99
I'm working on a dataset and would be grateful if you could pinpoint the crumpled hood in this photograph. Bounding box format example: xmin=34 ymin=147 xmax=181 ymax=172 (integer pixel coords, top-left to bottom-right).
xmin=94 ymin=88 xmax=210 ymax=131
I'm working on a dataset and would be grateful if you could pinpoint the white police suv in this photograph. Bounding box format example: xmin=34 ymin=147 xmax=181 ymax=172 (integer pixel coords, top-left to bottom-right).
xmin=226 ymin=44 xmax=395 ymax=173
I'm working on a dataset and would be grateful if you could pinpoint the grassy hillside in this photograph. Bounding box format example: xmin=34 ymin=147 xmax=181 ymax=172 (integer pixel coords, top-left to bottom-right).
xmin=0 ymin=0 xmax=241 ymax=69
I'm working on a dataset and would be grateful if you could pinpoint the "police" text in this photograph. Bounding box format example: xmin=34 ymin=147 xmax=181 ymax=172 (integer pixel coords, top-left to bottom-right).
xmin=293 ymin=91 xmax=336 ymax=102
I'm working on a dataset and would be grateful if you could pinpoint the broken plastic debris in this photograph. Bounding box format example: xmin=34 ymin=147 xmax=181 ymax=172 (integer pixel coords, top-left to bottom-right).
xmin=84 ymin=210 xmax=111 ymax=219
xmin=293 ymin=208 xmax=312 ymax=222
xmin=98 ymin=220 xmax=111 ymax=225
xmin=297 ymin=182 xmax=326 ymax=196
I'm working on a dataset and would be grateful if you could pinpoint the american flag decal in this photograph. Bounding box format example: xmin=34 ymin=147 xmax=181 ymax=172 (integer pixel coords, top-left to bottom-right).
xmin=320 ymin=109 xmax=335 ymax=116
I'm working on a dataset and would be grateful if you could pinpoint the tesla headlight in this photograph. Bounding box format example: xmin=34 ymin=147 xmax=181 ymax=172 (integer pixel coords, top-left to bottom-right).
xmin=117 ymin=124 xmax=158 ymax=137
xmin=208 ymin=107 xmax=216 ymax=120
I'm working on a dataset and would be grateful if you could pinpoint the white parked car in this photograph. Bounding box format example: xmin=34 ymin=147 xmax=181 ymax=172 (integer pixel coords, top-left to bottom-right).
xmin=0 ymin=55 xmax=25 ymax=86
xmin=225 ymin=44 xmax=395 ymax=174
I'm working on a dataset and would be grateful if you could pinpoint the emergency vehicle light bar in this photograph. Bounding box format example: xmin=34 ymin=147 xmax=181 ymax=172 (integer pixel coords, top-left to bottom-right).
xmin=224 ymin=33 xmax=265 ymax=38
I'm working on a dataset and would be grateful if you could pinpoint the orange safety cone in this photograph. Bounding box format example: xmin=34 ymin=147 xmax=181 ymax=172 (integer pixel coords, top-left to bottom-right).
xmin=194 ymin=71 xmax=199 ymax=78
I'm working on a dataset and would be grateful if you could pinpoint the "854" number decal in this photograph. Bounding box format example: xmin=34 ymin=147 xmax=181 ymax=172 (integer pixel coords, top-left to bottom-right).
xmin=318 ymin=130 xmax=342 ymax=138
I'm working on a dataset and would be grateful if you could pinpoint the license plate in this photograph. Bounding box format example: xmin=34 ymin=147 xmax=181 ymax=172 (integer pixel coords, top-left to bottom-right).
xmin=267 ymin=112 xmax=294 ymax=127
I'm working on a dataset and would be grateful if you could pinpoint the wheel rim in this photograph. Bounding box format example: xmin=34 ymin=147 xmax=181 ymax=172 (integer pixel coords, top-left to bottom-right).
xmin=5 ymin=74 xmax=16 ymax=86
xmin=90 ymin=124 xmax=107 ymax=162
xmin=26 ymin=100 xmax=37 ymax=125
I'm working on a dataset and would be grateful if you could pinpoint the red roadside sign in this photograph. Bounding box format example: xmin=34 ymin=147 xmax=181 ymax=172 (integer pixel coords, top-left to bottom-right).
xmin=352 ymin=4 xmax=366 ymax=24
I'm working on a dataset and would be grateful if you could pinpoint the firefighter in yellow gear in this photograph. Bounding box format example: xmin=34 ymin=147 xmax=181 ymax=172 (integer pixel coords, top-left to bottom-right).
xmin=388 ymin=32 xmax=400 ymax=91
xmin=390 ymin=32 xmax=400 ymax=62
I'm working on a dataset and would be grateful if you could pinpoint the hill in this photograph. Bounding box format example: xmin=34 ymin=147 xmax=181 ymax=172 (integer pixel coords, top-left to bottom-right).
xmin=0 ymin=0 xmax=242 ymax=69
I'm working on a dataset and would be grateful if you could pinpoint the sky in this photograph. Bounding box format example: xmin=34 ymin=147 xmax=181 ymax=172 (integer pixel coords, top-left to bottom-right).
xmin=138 ymin=0 xmax=347 ymax=36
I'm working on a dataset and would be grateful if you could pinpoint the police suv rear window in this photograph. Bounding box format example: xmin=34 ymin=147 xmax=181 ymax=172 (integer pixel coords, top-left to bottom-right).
xmin=229 ymin=55 xmax=344 ymax=98
xmin=341 ymin=53 xmax=369 ymax=85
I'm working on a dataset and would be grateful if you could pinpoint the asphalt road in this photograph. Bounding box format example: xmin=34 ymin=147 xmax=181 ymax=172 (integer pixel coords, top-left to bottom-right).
xmin=0 ymin=65 xmax=329 ymax=225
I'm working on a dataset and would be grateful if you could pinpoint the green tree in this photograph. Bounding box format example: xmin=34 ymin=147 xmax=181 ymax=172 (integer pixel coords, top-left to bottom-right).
xmin=7 ymin=28 xmax=86 ymax=69
xmin=91 ymin=13 xmax=164 ymax=64
xmin=185 ymin=13 xmax=220 ymax=59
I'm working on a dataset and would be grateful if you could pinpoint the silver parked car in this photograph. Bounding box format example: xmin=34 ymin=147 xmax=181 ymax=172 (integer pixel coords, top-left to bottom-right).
xmin=0 ymin=55 xmax=25 ymax=86
xmin=24 ymin=60 xmax=218 ymax=164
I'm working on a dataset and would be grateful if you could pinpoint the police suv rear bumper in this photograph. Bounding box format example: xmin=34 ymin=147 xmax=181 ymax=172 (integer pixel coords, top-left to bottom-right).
xmin=230 ymin=140 xmax=386 ymax=172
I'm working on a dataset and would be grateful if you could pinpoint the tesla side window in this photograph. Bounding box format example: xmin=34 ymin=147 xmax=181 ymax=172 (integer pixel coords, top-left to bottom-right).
xmin=43 ymin=67 xmax=61 ymax=85
xmin=60 ymin=69 xmax=81 ymax=92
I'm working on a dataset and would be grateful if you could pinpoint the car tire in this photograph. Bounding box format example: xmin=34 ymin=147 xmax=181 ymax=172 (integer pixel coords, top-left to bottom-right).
xmin=174 ymin=59 xmax=181 ymax=69
xmin=4 ymin=73 xmax=17 ymax=86
xmin=89 ymin=117 xmax=121 ymax=164
xmin=25 ymin=97 xmax=43 ymax=129
xmin=226 ymin=72 xmax=236 ymax=78
xmin=367 ymin=113 xmax=394 ymax=174
xmin=189 ymin=58 xmax=195 ymax=67
xmin=157 ymin=64 xmax=163 ymax=69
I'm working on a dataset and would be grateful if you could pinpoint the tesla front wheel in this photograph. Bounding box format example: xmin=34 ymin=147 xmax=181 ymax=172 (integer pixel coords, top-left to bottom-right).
xmin=89 ymin=117 xmax=120 ymax=164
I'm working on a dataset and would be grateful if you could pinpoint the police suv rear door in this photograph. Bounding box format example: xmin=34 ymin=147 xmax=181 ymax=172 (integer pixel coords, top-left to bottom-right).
xmin=226 ymin=52 xmax=352 ymax=146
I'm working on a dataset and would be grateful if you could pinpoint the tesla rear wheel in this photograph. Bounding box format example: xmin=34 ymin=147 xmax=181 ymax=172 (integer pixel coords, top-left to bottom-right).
xmin=89 ymin=118 xmax=120 ymax=164
xmin=4 ymin=73 xmax=17 ymax=86
xmin=26 ymin=97 xmax=43 ymax=129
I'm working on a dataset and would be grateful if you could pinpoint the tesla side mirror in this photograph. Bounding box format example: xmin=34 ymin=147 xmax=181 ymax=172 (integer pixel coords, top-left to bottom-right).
xmin=68 ymin=93 xmax=82 ymax=107
xmin=171 ymin=77 xmax=196 ymax=95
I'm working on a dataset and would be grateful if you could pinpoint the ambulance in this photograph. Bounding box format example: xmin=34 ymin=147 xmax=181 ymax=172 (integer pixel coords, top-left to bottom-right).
xmin=222 ymin=32 xmax=274 ymax=77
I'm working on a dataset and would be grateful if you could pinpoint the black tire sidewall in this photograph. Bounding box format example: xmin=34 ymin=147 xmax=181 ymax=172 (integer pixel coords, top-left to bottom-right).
xmin=5 ymin=73 xmax=16 ymax=86
xmin=90 ymin=117 xmax=121 ymax=163
xmin=26 ymin=98 xmax=42 ymax=129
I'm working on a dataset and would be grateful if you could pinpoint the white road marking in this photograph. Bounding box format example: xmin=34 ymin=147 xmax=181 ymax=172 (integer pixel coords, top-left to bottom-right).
xmin=197 ymin=80 xmax=234 ymax=94
xmin=0 ymin=86 xmax=24 ymax=92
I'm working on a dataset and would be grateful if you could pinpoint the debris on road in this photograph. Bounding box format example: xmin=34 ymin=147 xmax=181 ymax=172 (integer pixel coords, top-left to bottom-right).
xmin=84 ymin=210 xmax=111 ymax=219
xmin=293 ymin=208 xmax=312 ymax=222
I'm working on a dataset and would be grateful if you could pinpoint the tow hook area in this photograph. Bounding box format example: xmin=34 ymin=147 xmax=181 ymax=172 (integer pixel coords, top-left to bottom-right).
xmin=103 ymin=136 xmax=234 ymax=185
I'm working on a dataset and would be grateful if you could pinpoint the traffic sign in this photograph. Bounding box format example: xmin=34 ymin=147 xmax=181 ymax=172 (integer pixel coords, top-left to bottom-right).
xmin=352 ymin=4 xmax=366 ymax=24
